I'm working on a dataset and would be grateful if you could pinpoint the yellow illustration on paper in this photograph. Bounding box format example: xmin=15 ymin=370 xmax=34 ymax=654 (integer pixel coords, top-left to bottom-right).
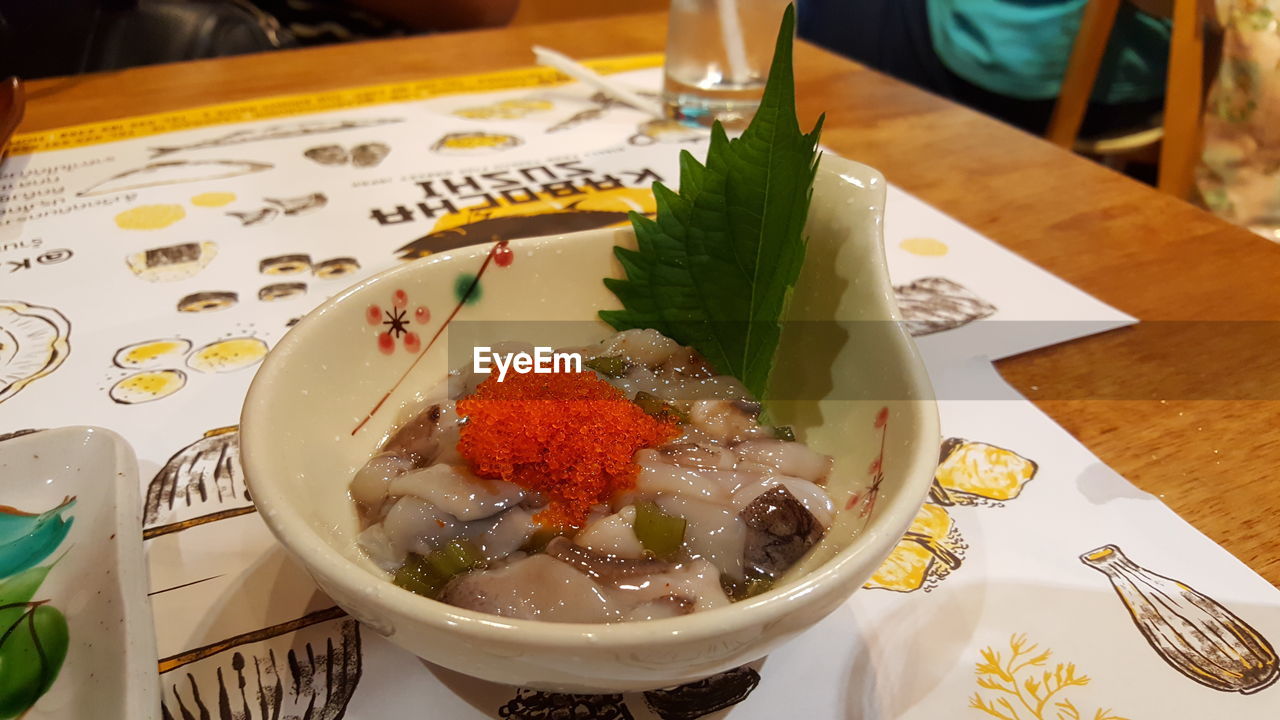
xmin=396 ymin=186 xmax=655 ymax=260
xmin=900 ymin=236 xmax=950 ymax=257
xmin=933 ymin=438 xmax=1038 ymax=506
xmin=190 ymin=192 xmax=237 ymax=207
xmin=105 ymin=333 xmax=268 ymax=404
xmin=115 ymin=204 xmax=187 ymax=230
xmin=453 ymin=99 xmax=554 ymax=120
xmin=865 ymin=503 xmax=966 ymax=592
xmin=187 ymin=337 xmax=268 ymax=373
xmin=970 ymin=634 xmax=1129 ymax=720
xmin=113 ymin=338 xmax=193 ymax=369
xmin=866 ymin=438 xmax=1037 ymax=592
xmin=110 ymin=369 xmax=187 ymax=404
xmin=431 ymin=132 xmax=523 ymax=154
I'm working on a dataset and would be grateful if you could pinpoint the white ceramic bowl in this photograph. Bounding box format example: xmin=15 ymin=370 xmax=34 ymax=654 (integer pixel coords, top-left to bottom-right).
xmin=241 ymin=154 xmax=939 ymax=692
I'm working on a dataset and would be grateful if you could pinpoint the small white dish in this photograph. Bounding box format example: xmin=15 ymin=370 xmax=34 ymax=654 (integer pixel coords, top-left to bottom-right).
xmin=242 ymin=154 xmax=941 ymax=692
xmin=0 ymin=427 xmax=159 ymax=719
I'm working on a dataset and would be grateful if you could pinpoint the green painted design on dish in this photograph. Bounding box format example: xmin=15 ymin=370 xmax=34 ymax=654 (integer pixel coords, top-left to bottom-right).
xmin=0 ymin=498 xmax=75 ymax=577
xmin=454 ymin=273 xmax=483 ymax=305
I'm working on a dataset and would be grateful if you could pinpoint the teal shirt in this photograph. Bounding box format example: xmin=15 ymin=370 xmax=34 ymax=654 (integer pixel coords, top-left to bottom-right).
xmin=926 ymin=0 xmax=1172 ymax=103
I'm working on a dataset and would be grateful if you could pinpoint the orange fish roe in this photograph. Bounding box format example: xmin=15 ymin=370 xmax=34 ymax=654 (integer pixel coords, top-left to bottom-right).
xmin=457 ymin=370 xmax=679 ymax=528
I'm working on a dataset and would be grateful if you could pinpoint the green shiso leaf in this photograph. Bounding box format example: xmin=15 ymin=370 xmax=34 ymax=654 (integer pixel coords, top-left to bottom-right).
xmin=600 ymin=3 xmax=823 ymax=405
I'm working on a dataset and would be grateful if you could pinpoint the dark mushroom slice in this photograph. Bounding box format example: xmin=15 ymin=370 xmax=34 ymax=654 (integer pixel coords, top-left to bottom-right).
xmin=350 ymin=142 xmax=390 ymax=167
xmin=313 ymin=257 xmax=361 ymax=279
xmin=258 ymin=283 xmax=307 ymax=301
xmin=731 ymin=398 xmax=761 ymax=418
xmin=643 ymin=666 xmax=762 ymax=720
xmin=304 ymin=144 xmax=349 ymax=165
xmin=177 ymin=291 xmax=238 ymax=313
xmin=259 ymin=254 xmax=312 ymax=275
xmin=740 ymin=485 xmax=824 ymax=579
xmin=544 ymin=536 xmax=677 ymax=583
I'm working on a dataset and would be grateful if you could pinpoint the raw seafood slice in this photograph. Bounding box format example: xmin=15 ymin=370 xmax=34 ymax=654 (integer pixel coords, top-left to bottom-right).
xmin=0 ymin=300 xmax=71 ymax=404
xmin=78 ymin=160 xmax=273 ymax=197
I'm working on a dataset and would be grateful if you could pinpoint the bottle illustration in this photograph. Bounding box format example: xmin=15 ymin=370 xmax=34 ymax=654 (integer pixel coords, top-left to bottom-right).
xmin=1081 ymin=544 xmax=1278 ymax=694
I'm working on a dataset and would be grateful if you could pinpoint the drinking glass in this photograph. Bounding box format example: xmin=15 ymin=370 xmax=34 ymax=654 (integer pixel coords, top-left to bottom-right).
xmin=662 ymin=0 xmax=792 ymax=129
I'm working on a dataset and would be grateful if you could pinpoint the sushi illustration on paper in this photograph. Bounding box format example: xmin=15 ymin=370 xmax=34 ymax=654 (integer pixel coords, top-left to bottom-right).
xmin=159 ymin=608 xmax=362 ymax=720
xmin=1082 ymin=544 xmax=1278 ymax=694
xmin=177 ymin=291 xmax=238 ymax=313
xmin=78 ymin=160 xmax=273 ymax=197
xmin=147 ymin=117 xmax=402 ymax=157
xmin=0 ymin=300 xmax=71 ymax=405
xmin=454 ymin=98 xmax=553 ymax=120
xmin=106 ymin=335 xmax=268 ymax=404
xmin=304 ymin=142 xmax=390 ymax=167
xmin=143 ymin=426 xmax=252 ymax=537
xmin=394 ymin=187 xmax=654 ymax=261
xmin=225 ymin=193 xmax=328 ymax=227
xmin=866 ymin=438 xmax=1037 ymax=593
xmin=893 ymin=276 xmax=997 ymax=336
xmin=930 ymin=438 xmax=1039 ymax=507
xmin=125 ymin=242 xmax=218 ymax=282
xmin=431 ymin=131 xmax=522 ymax=154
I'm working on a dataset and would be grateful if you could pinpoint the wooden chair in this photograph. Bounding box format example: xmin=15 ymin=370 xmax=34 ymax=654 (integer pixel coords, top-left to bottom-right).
xmin=1044 ymin=0 xmax=1205 ymax=197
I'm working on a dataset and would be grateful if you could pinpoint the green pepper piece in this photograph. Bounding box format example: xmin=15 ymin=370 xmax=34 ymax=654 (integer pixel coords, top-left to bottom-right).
xmin=521 ymin=525 xmax=567 ymax=554
xmin=584 ymin=355 xmax=628 ymax=378
xmin=634 ymin=391 xmax=690 ymax=424
xmin=393 ymin=553 xmax=445 ymax=598
xmin=425 ymin=539 xmax=482 ymax=578
xmin=720 ymin=572 xmax=776 ymax=601
xmin=773 ymin=425 xmax=796 ymax=442
xmin=743 ymin=576 xmax=775 ymax=598
xmin=395 ymin=540 xmax=486 ymax=599
xmin=634 ymin=501 xmax=686 ymax=560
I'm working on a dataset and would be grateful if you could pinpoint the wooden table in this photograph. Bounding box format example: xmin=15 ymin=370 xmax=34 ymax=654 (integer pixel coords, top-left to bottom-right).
xmin=22 ymin=12 xmax=1280 ymax=586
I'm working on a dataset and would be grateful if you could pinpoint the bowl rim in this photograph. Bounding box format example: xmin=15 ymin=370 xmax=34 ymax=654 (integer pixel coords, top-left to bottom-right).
xmin=240 ymin=155 xmax=941 ymax=649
